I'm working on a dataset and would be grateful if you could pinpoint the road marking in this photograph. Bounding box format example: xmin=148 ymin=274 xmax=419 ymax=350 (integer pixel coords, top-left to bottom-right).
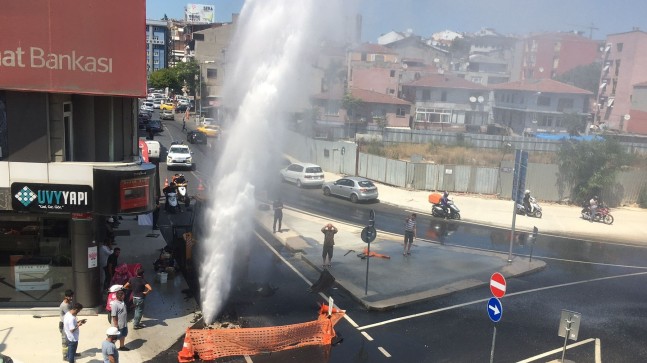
xmin=255 ymin=231 xmax=359 ymax=328
xmin=361 ymin=331 xmax=374 ymax=341
xmin=358 ymin=271 xmax=647 ymax=331
xmin=244 ymin=355 xmax=253 ymax=363
xmin=595 ymin=338 xmax=602 ymax=363
xmin=516 ymin=338 xmax=596 ymax=362
xmin=378 ymin=347 xmax=391 ymax=357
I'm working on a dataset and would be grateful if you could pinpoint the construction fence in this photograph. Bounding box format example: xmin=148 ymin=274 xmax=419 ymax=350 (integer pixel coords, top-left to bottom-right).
xmin=284 ymin=130 xmax=647 ymax=206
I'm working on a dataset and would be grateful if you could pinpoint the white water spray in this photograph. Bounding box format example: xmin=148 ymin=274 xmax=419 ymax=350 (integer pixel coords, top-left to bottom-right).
xmin=198 ymin=0 xmax=357 ymax=324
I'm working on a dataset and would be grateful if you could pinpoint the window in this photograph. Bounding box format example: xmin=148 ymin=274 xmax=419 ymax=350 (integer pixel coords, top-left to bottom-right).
xmin=154 ymin=59 xmax=159 ymax=65
xmin=374 ymin=54 xmax=385 ymax=63
xmin=615 ymin=60 xmax=621 ymax=77
xmin=616 ymin=43 xmax=623 ymax=52
xmin=539 ymin=115 xmax=552 ymax=127
xmin=441 ymin=91 xmax=447 ymax=102
xmin=324 ymin=103 xmax=340 ymax=116
xmin=557 ymin=98 xmax=574 ymax=111
xmin=390 ymin=70 xmax=395 ymax=77
xmin=193 ymin=33 xmax=204 ymax=41
xmin=154 ymin=51 xmax=159 ymax=56
xmin=537 ymin=96 xmax=550 ymax=106
xmin=422 ymin=89 xmax=431 ymax=101
xmin=360 ymin=52 xmax=366 ymax=61
xmin=396 ymin=107 xmax=406 ymax=117
xmin=207 ymin=69 xmax=217 ymax=79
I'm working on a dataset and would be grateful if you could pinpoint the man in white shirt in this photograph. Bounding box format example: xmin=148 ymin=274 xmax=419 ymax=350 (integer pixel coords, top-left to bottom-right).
xmin=63 ymin=303 xmax=85 ymax=363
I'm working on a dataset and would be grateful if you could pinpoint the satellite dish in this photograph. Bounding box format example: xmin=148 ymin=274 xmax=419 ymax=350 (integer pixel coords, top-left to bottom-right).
xmin=402 ymin=63 xmax=408 ymax=69
xmin=624 ymin=114 xmax=631 ymax=121
xmin=477 ymin=96 xmax=485 ymax=103
xmin=469 ymin=96 xmax=477 ymax=103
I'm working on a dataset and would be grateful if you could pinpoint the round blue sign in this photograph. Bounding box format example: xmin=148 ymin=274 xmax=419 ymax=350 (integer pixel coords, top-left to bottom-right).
xmin=487 ymin=297 xmax=503 ymax=323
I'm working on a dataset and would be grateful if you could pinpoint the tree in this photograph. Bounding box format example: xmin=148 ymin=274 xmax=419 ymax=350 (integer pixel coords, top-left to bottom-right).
xmin=342 ymin=93 xmax=364 ymax=123
xmin=148 ymin=68 xmax=180 ymax=91
xmin=174 ymin=60 xmax=199 ymax=97
xmin=557 ymin=137 xmax=632 ymax=204
xmin=555 ymin=62 xmax=603 ymax=97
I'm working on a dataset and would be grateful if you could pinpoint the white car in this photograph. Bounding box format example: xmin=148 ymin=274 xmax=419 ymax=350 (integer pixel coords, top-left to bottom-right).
xmin=140 ymin=102 xmax=154 ymax=112
xmin=166 ymin=144 xmax=193 ymax=170
xmin=280 ymin=162 xmax=325 ymax=188
xmin=152 ymin=100 xmax=162 ymax=109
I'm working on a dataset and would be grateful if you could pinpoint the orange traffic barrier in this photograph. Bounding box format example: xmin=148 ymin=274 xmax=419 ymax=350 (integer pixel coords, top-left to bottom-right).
xmin=197 ymin=179 xmax=205 ymax=192
xmin=177 ymin=304 xmax=344 ymax=362
xmin=164 ymin=178 xmax=169 ymax=188
xmin=177 ymin=329 xmax=195 ymax=363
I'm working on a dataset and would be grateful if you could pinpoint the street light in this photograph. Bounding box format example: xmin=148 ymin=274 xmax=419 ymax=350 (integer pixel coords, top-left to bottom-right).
xmin=198 ymin=60 xmax=215 ymax=124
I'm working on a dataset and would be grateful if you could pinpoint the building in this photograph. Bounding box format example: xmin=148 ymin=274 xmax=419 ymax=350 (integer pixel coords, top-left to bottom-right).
xmin=0 ymin=0 xmax=153 ymax=308
xmin=347 ymin=43 xmax=401 ymax=97
xmin=516 ymin=32 xmax=601 ymax=80
xmin=627 ymin=82 xmax=647 ymax=134
xmin=491 ymin=78 xmax=592 ymax=135
xmin=146 ymin=19 xmax=169 ymax=73
xmin=401 ymin=74 xmax=491 ymax=129
xmin=384 ymin=36 xmax=450 ymax=73
xmin=596 ymin=30 xmax=647 ymax=132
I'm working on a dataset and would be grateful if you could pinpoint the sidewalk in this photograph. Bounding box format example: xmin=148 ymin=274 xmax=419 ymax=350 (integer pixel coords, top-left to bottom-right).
xmin=0 ymin=217 xmax=197 ymax=363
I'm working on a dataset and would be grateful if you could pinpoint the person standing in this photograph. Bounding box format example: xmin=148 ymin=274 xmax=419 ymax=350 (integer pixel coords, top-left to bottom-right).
xmin=110 ymin=290 xmax=129 ymax=351
xmin=102 ymin=327 xmax=120 ymax=363
xmin=123 ymin=267 xmax=152 ymax=329
xmin=272 ymin=198 xmax=284 ymax=233
xmin=63 ymin=303 xmax=86 ymax=363
xmin=321 ymin=223 xmax=338 ymax=268
xmin=59 ymin=290 xmax=78 ymax=360
xmin=105 ymin=248 xmax=121 ymax=290
xmin=403 ymin=213 xmax=417 ymax=256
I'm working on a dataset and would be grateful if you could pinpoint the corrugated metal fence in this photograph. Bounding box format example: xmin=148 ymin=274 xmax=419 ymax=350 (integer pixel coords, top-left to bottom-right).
xmin=284 ymin=131 xmax=646 ymax=205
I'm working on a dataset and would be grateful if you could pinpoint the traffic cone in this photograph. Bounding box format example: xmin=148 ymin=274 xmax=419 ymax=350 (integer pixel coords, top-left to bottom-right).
xmin=164 ymin=178 xmax=169 ymax=188
xmin=197 ymin=179 xmax=205 ymax=192
xmin=177 ymin=329 xmax=195 ymax=362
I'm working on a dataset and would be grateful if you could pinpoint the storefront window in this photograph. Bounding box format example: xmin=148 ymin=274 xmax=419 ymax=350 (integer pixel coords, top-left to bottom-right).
xmin=0 ymin=215 xmax=72 ymax=305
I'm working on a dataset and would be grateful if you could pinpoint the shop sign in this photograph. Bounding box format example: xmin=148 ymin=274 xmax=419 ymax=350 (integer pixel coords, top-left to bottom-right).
xmin=11 ymin=183 xmax=92 ymax=213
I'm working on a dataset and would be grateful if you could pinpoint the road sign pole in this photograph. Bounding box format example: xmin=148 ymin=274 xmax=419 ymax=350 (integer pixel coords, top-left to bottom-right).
xmin=561 ymin=314 xmax=573 ymax=363
xmin=364 ymin=209 xmax=376 ymax=296
xmin=365 ymin=240 xmax=370 ymax=295
xmin=489 ymin=324 xmax=497 ymax=363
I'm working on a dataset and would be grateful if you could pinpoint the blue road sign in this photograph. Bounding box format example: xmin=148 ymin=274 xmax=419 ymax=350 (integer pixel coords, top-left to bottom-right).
xmin=487 ymin=297 xmax=503 ymax=323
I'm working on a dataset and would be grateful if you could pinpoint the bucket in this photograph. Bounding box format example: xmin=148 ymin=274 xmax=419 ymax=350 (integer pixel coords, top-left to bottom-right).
xmin=158 ymin=272 xmax=168 ymax=283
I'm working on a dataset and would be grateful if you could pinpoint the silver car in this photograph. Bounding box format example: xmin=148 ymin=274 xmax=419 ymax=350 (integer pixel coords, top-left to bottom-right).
xmin=322 ymin=177 xmax=379 ymax=203
xmin=280 ymin=163 xmax=325 ymax=187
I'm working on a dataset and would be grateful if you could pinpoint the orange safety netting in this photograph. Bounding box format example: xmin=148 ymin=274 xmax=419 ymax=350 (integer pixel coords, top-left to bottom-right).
xmin=178 ymin=304 xmax=345 ymax=362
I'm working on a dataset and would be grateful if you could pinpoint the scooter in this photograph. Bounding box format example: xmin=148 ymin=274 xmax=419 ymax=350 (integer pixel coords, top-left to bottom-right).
xmin=516 ymin=197 xmax=543 ymax=218
xmin=174 ymin=178 xmax=191 ymax=207
xmin=165 ymin=190 xmax=181 ymax=214
xmin=431 ymin=199 xmax=461 ymax=220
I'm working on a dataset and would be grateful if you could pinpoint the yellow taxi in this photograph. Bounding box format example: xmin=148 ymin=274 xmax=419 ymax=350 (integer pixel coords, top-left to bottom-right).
xmin=160 ymin=102 xmax=175 ymax=111
xmin=197 ymin=124 xmax=220 ymax=137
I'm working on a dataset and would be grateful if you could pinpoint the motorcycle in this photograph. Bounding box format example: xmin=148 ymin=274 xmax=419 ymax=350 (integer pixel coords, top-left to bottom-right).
xmin=516 ymin=197 xmax=542 ymax=218
xmin=431 ymin=199 xmax=461 ymax=220
xmin=173 ymin=174 xmax=191 ymax=207
xmin=163 ymin=184 xmax=182 ymax=214
xmin=581 ymin=203 xmax=614 ymax=225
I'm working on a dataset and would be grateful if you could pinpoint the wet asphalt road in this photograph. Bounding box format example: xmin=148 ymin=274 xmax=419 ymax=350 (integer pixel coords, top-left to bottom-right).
xmin=146 ymin=114 xmax=647 ymax=362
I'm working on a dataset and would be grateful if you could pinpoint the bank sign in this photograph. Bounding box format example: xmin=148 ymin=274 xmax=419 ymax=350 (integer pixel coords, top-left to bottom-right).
xmin=11 ymin=183 xmax=92 ymax=213
xmin=0 ymin=0 xmax=146 ymax=97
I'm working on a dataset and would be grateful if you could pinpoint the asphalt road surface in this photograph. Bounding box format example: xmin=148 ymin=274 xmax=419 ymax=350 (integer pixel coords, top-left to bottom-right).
xmin=146 ymin=113 xmax=647 ymax=362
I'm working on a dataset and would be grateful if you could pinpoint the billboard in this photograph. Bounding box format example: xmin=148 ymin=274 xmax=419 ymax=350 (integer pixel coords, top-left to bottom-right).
xmin=0 ymin=0 xmax=146 ymax=97
xmin=186 ymin=3 xmax=215 ymax=24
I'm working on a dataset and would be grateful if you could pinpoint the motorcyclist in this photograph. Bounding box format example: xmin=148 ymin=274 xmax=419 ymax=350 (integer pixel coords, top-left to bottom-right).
xmin=440 ymin=191 xmax=450 ymax=216
xmin=163 ymin=182 xmax=178 ymax=212
xmin=172 ymin=173 xmax=186 ymax=185
xmin=589 ymin=195 xmax=599 ymax=222
xmin=523 ymin=190 xmax=532 ymax=214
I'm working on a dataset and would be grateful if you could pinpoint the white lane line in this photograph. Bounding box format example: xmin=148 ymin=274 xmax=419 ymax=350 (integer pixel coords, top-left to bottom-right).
xmin=255 ymin=231 xmax=359 ymax=328
xmin=358 ymin=271 xmax=647 ymax=331
xmin=516 ymin=338 xmax=595 ymax=362
xmin=378 ymin=347 xmax=391 ymax=357
xmin=361 ymin=331 xmax=374 ymax=341
xmin=244 ymin=355 xmax=253 ymax=363
xmin=595 ymin=338 xmax=602 ymax=363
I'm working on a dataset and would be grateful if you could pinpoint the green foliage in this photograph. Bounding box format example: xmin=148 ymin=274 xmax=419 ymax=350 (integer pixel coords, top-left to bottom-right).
xmin=554 ymin=62 xmax=603 ymax=97
xmin=148 ymin=68 xmax=180 ymax=91
xmin=342 ymin=93 xmax=364 ymax=123
xmin=174 ymin=60 xmax=200 ymax=95
xmin=557 ymin=137 xmax=631 ymax=204
xmin=639 ymin=186 xmax=647 ymax=208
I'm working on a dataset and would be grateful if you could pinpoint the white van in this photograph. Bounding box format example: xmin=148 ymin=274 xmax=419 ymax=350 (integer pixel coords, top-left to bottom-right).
xmin=144 ymin=140 xmax=161 ymax=160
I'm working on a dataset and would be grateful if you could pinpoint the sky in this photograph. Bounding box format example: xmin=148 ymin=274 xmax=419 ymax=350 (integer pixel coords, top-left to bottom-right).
xmin=146 ymin=0 xmax=647 ymax=41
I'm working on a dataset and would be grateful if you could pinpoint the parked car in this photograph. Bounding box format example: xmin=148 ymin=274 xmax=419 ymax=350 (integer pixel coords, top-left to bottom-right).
xmin=322 ymin=177 xmax=379 ymax=203
xmin=152 ymin=99 xmax=162 ymax=109
xmin=186 ymin=130 xmax=208 ymax=144
xmin=197 ymin=124 xmax=220 ymax=137
xmin=160 ymin=102 xmax=174 ymax=111
xmin=146 ymin=119 xmax=163 ymax=133
xmin=140 ymin=102 xmax=154 ymax=112
xmin=280 ymin=162 xmax=325 ymax=188
xmin=144 ymin=140 xmax=161 ymax=160
xmin=166 ymin=144 xmax=193 ymax=170
xmin=160 ymin=110 xmax=175 ymax=120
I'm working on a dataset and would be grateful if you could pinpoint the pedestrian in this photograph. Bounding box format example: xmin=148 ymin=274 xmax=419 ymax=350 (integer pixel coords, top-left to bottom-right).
xmin=182 ymin=118 xmax=187 ymax=132
xmin=59 ymin=290 xmax=79 ymax=360
xmin=102 ymin=327 xmax=120 ymax=363
xmin=123 ymin=267 xmax=152 ymax=329
xmin=403 ymin=213 xmax=417 ymax=256
xmin=105 ymin=248 xmax=121 ymax=290
xmin=63 ymin=303 xmax=86 ymax=363
xmin=152 ymin=196 xmax=160 ymax=230
xmin=105 ymin=217 xmax=116 ymax=244
xmin=110 ymin=290 xmax=129 ymax=351
xmin=321 ymin=223 xmax=338 ymax=268
xmin=272 ymin=198 xmax=284 ymax=233
xmin=100 ymin=239 xmax=114 ymax=289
